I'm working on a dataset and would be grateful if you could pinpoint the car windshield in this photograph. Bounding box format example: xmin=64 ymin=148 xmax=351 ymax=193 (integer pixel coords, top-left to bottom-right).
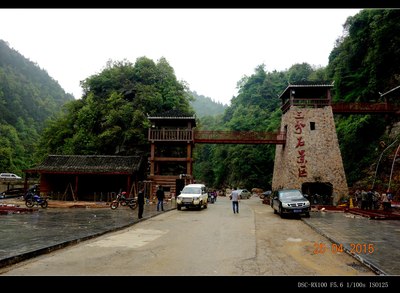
xmin=279 ymin=190 xmax=304 ymax=200
xmin=181 ymin=187 xmax=201 ymax=194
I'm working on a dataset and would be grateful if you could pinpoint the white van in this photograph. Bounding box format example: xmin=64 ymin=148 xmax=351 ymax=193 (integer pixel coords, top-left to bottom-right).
xmin=0 ymin=173 xmax=22 ymax=180
xmin=176 ymin=183 xmax=208 ymax=210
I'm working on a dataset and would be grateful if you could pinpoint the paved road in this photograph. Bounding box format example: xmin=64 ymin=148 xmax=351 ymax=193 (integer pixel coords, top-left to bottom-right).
xmin=1 ymin=196 xmax=400 ymax=277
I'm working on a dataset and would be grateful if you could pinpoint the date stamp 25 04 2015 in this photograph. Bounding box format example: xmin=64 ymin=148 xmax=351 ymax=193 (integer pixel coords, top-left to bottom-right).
xmin=313 ymin=242 xmax=375 ymax=255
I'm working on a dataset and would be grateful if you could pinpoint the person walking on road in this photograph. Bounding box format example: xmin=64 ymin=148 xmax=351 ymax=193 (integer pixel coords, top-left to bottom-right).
xmin=230 ymin=189 xmax=240 ymax=214
xmin=156 ymin=185 xmax=165 ymax=212
xmin=138 ymin=187 xmax=145 ymax=219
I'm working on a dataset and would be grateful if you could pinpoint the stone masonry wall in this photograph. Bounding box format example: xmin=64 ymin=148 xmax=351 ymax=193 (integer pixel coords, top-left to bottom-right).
xmin=272 ymin=106 xmax=348 ymax=204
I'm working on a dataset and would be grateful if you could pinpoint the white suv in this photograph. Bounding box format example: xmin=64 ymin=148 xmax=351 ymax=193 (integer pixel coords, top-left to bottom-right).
xmin=177 ymin=184 xmax=208 ymax=210
xmin=0 ymin=173 xmax=22 ymax=180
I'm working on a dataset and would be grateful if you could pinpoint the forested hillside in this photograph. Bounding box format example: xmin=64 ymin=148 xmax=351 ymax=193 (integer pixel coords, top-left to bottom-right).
xmin=0 ymin=40 xmax=74 ymax=175
xmin=189 ymin=91 xmax=227 ymax=118
xmin=327 ymin=9 xmax=400 ymax=192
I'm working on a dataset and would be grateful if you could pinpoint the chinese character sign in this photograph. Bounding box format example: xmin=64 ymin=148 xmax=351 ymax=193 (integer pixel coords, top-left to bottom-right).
xmin=294 ymin=111 xmax=307 ymax=177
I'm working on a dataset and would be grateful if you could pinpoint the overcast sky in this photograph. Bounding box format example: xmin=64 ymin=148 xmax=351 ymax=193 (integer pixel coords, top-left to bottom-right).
xmin=0 ymin=9 xmax=361 ymax=105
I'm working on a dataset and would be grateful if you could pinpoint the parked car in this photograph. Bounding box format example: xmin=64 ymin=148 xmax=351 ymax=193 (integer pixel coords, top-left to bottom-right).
xmin=176 ymin=183 xmax=208 ymax=210
xmin=260 ymin=190 xmax=271 ymax=199
xmin=0 ymin=173 xmax=22 ymax=180
xmin=237 ymin=189 xmax=251 ymax=199
xmin=271 ymin=189 xmax=310 ymax=218
xmin=0 ymin=187 xmax=25 ymax=199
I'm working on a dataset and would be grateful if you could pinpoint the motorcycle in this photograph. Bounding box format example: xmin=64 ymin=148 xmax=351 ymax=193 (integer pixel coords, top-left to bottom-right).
xmin=110 ymin=192 xmax=138 ymax=210
xmin=25 ymin=193 xmax=48 ymax=209
xmin=208 ymin=192 xmax=216 ymax=204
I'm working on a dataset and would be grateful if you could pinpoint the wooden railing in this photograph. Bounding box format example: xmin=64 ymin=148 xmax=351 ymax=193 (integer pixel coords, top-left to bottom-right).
xmin=281 ymin=98 xmax=400 ymax=115
xmin=194 ymin=130 xmax=286 ymax=144
xmin=148 ymin=128 xmax=286 ymax=144
xmin=148 ymin=128 xmax=193 ymax=142
xmin=331 ymin=102 xmax=397 ymax=114
xmin=281 ymin=98 xmax=331 ymax=113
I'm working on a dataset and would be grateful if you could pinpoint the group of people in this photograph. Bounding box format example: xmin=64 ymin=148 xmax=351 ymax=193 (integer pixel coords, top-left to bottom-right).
xmin=354 ymin=189 xmax=393 ymax=211
xmin=135 ymin=184 xmax=166 ymax=219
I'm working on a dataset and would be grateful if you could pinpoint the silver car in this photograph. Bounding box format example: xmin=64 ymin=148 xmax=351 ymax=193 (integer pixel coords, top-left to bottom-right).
xmin=271 ymin=189 xmax=310 ymax=218
xmin=0 ymin=173 xmax=22 ymax=180
xmin=237 ymin=189 xmax=251 ymax=199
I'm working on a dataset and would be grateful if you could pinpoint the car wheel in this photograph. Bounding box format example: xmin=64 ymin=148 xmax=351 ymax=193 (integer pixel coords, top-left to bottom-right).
xmin=177 ymin=204 xmax=181 ymax=210
xmin=279 ymin=206 xmax=284 ymax=218
xmin=305 ymin=212 xmax=310 ymax=218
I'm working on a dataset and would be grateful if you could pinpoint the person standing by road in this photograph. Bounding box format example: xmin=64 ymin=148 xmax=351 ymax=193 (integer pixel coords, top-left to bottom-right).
xmin=138 ymin=187 xmax=145 ymax=219
xmin=361 ymin=190 xmax=368 ymax=210
xmin=381 ymin=193 xmax=391 ymax=211
xmin=230 ymin=188 xmax=240 ymax=214
xmin=156 ymin=185 xmax=165 ymax=212
xmin=367 ymin=190 xmax=374 ymax=210
xmin=387 ymin=190 xmax=393 ymax=202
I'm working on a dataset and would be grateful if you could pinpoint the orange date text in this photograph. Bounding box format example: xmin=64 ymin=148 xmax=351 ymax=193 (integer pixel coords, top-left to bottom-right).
xmin=313 ymin=242 xmax=375 ymax=254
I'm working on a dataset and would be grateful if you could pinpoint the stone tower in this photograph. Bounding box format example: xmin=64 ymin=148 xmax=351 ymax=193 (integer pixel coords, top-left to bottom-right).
xmin=272 ymin=84 xmax=348 ymax=205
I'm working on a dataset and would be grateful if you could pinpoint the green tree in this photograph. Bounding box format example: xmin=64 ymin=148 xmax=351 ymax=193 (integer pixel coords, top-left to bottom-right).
xmin=38 ymin=57 xmax=193 ymax=157
xmin=327 ymin=9 xmax=400 ymax=185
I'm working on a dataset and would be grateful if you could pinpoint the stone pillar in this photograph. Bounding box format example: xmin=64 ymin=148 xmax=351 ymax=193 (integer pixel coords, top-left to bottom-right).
xmin=272 ymin=106 xmax=348 ymax=205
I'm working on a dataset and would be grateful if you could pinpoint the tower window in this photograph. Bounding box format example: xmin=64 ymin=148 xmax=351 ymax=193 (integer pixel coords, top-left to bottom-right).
xmin=310 ymin=122 xmax=315 ymax=130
